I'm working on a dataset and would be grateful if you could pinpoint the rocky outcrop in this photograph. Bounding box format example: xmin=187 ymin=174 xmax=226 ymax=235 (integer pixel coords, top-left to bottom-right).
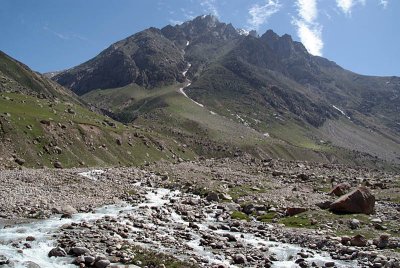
xmin=329 ymin=186 xmax=375 ymax=214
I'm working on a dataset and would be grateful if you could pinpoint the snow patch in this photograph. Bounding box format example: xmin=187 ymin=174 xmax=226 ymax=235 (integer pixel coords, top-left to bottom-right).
xmin=182 ymin=63 xmax=192 ymax=77
xmin=332 ymin=105 xmax=351 ymax=120
xmin=237 ymin=29 xmax=250 ymax=36
xmin=179 ymin=86 xmax=204 ymax=107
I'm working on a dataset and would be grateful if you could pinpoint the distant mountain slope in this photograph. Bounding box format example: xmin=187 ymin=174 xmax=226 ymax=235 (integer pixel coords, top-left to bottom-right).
xmin=53 ymin=28 xmax=186 ymax=95
xmin=52 ymin=15 xmax=400 ymax=166
xmin=0 ymin=51 xmax=77 ymax=101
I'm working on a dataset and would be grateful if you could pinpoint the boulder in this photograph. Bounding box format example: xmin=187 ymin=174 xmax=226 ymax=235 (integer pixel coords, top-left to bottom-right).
xmin=26 ymin=236 xmax=36 ymax=241
xmin=48 ymin=247 xmax=67 ymax=257
xmin=94 ymin=259 xmax=110 ymax=268
xmin=54 ymin=161 xmax=63 ymax=169
xmin=285 ymin=207 xmax=307 ymax=216
xmin=373 ymin=233 xmax=390 ymax=248
xmin=329 ymin=186 xmax=375 ymax=214
xmin=316 ymin=201 xmax=332 ymax=210
xmin=329 ymin=182 xmax=351 ymax=196
xmin=233 ymin=254 xmax=246 ymax=264
xmin=70 ymin=247 xmax=91 ymax=256
xmin=0 ymin=255 xmax=9 ymax=265
xmin=350 ymin=234 xmax=368 ymax=247
xmin=15 ymin=158 xmax=26 ymax=166
xmin=206 ymin=192 xmax=219 ymax=202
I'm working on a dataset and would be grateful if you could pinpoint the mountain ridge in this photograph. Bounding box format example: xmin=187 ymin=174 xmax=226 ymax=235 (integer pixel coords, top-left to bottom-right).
xmin=48 ymin=15 xmax=400 ymax=166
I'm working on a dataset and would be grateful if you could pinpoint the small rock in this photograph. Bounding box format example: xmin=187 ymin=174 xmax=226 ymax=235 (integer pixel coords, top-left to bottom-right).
xmin=206 ymin=192 xmax=220 ymax=202
xmin=15 ymin=158 xmax=26 ymax=166
xmin=54 ymin=161 xmax=63 ymax=169
xmin=233 ymin=254 xmax=246 ymax=264
xmin=26 ymin=236 xmax=36 ymax=241
xmin=349 ymin=219 xmax=361 ymax=229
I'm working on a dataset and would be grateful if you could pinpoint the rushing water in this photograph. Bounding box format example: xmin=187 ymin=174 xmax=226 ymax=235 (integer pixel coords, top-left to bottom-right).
xmin=0 ymin=172 xmax=358 ymax=268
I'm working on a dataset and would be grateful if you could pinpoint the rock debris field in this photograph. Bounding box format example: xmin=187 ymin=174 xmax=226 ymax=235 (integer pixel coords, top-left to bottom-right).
xmin=0 ymin=157 xmax=399 ymax=267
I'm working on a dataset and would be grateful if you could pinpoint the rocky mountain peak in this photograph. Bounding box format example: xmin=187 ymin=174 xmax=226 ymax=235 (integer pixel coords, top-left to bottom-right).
xmin=261 ymin=30 xmax=307 ymax=58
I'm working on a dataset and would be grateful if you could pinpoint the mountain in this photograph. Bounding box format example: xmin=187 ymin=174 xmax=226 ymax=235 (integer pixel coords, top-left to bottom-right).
xmin=0 ymin=51 xmax=77 ymax=101
xmin=0 ymin=51 xmax=195 ymax=169
xmin=52 ymin=15 xmax=400 ymax=167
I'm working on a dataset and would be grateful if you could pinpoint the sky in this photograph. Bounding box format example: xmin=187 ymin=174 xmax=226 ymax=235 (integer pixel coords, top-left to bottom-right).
xmin=0 ymin=0 xmax=398 ymax=76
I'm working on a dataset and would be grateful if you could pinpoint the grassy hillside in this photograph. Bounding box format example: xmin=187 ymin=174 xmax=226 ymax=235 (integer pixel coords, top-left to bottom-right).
xmin=82 ymin=82 xmax=398 ymax=170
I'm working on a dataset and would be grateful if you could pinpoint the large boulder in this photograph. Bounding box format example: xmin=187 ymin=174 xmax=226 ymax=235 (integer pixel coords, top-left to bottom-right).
xmin=48 ymin=247 xmax=67 ymax=257
xmin=329 ymin=182 xmax=351 ymax=196
xmin=329 ymin=186 xmax=375 ymax=214
xmin=70 ymin=247 xmax=91 ymax=256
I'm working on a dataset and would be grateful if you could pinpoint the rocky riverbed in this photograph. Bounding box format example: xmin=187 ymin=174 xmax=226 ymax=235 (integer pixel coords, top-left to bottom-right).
xmin=0 ymin=157 xmax=399 ymax=267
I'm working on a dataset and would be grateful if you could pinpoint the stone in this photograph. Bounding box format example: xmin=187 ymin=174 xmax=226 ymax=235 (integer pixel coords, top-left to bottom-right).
xmin=316 ymin=201 xmax=332 ymax=210
xmin=48 ymin=247 xmax=67 ymax=257
xmin=116 ymin=138 xmax=122 ymax=146
xmin=285 ymin=207 xmax=307 ymax=216
xmin=350 ymin=234 xmax=368 ymax=247
xmin=373 ymin=233 xmax=390 ymax=248
xmin=70 ymin=247 xmax=91 ymax=256
xmin=94 ymin=259 xmax=110 ymax=268
xmin=329 ymin=186 xmax=375 ymax=214
xmin=0 ymin=255 xmax=9 ymax=265
xmin=15 ymin=158 xmax=26 ymax=165
xmin=84 ymin=256 xmax=96 ymax=265
xmin=325 ymin=262 xmax=335 ymax=267
xmin=23 ymin=261 xmax=40 ymax=268
xmin=349 ymin=219 xmax=361 ymax=229
xmin=26 ymin=236 xmax=36 ymax=241
xmin=242 ymin=204 xmax=255 ymax=215
xmin=233 ymin=254 xmax=246 ymax=264
xmin=54 ymin=161 xmax=63 ymax=169
xmin=40 ymin=120 xmax=51 ymax=126
xmin=329 ymin=182 xmax=351 ymax=196
xmin=206 ymin=192 xmax=220 ymax=202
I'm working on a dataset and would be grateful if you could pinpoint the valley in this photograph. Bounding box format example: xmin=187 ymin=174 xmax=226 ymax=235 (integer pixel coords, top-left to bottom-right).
xmin=0 ymin=12 xmax=399 ymax=268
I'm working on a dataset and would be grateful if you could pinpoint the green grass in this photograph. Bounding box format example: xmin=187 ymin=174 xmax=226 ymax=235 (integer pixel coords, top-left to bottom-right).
xmin=228 ymin=186 xmax=267 ymax=200
xmin=279 ymin=214 xmax=314 ymax=228
xmin=231 ymin=211 xmax=250 ymax=221
xmin=0 ymin=92 xmax=196 ymax=168
xmin=257 ymin=212 xmax=278 ymax=223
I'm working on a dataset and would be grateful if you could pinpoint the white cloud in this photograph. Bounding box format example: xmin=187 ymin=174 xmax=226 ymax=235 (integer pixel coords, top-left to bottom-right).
xmin=293 ymin=0 xmax=323 ymax=56
xmin=336 ymin=0 xmax=366 ymax=15
xmin=379 ymin=0 xmax=389 ymax=9
xmin=296 ymin=0 xmax=317 ymax=23
xmin=199 ymin=0 xmax=219 ymax=17
xmin=43 ymin=25 xmax=69 ymax=40
xmin=169 ymin=19 xmax=183 ymax=26
xmin=247 ymin=0 xmax=282 ymax=31
xmin=294 ymin=20 xmax=323 ymax=56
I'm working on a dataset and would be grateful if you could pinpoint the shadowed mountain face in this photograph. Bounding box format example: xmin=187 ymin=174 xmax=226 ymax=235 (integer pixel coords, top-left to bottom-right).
xmin=52 ymin=15 xmax=400 ymax=165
